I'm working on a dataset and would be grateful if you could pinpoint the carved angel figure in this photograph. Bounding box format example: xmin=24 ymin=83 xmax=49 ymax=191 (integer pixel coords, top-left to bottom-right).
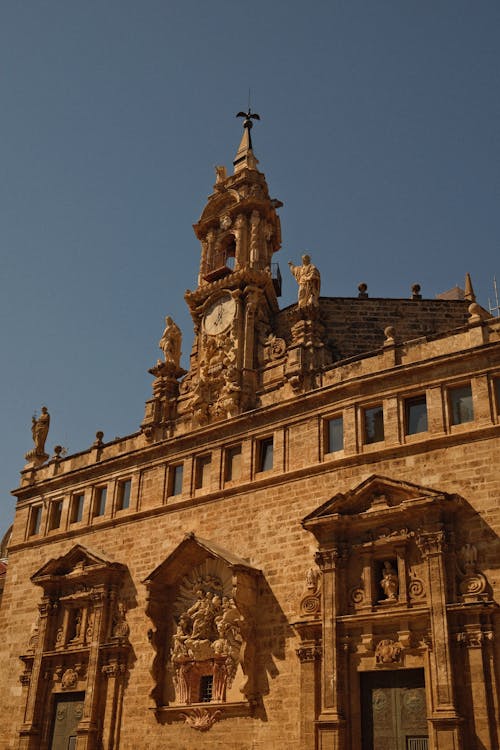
xmin=159 ymin=316 xmax=182 ymax=368
xmin=288 ymin=254 xmax=321 ymax=308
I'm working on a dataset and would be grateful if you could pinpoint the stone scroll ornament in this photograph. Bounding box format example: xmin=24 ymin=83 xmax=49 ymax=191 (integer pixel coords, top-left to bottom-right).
xmin=171 ymin=587 xmax=244 ymax=705
xmin=299 ymin=566 xmax=321 ymax=617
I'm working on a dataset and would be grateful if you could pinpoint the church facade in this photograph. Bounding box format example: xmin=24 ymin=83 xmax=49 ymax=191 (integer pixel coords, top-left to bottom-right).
xmin=1 ymin=118 xmax=499 ymax=750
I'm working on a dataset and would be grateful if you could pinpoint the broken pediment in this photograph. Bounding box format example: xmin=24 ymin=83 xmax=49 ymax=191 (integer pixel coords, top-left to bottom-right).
xmin=302 ymin=475 xmax=459 ymax=545
xmin=31 ymin=544 xmax=125 ymax=586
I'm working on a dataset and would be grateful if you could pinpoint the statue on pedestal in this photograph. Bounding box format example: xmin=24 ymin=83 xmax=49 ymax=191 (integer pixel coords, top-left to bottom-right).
xmin=288 ymin=254 xmax=321 ymax=308
xmin=159 ymin=316 xmax=182 ymax=369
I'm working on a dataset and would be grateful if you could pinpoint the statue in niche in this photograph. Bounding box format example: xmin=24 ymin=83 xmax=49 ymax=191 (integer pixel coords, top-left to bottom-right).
xmin=380 ymin=561 xmax=399 ymax=600
xmin=458 ymin=543 xmax=478 ymax=574
xmin=30 ymin=406 xmax=50 ymax=456
xmin=288 ymin=254 xmax=321 ymax=308
xmin=159 ymin=316 xmax=182 ymax=368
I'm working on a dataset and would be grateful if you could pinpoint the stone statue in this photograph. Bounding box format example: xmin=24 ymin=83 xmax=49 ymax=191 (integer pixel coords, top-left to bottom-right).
xmin=288 ymin=254 xmax=321 ymax=308
xmin=380 ymin=561 xmax=399 ymax=600
xmin=31 ymin=406 xmax=50 ymax=456
xmin=159 ymin=316 xmax=182 ymax=368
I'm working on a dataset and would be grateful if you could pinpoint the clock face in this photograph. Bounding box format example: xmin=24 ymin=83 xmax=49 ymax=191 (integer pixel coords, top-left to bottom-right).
xmin=203 ymin=294 xmax=236 ymax=335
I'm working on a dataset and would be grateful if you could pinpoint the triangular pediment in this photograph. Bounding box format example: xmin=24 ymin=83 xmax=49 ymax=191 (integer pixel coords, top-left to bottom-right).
xmin=31 ymin=544 xmax=122 ymax=583
xmin=303 ymin=474 xmax=448 ymax=527
xmin=143 ymin=532 xmax=260 ymax=588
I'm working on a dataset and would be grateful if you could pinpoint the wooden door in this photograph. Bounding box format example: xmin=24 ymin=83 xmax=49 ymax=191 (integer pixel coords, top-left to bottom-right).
xmin=49 ymin=693 xmax=85 ymax=750
xmin=361 ymin=669 xmax=428 ymax=750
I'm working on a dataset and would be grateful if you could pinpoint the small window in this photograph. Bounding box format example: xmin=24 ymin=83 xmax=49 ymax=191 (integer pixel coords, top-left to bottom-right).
xmin=326 ymin=417 xmax=343 ymax=453
xmin=70 ymin=494 xmax=85 ymax=524
xmin=449 ymin=385 xmax=474 ymax=425
xmin=93 ymin=487 xmax=107 ymax=517
xmin=48 ymin=500 xmax=63 ymax=531
xmin=494 ymin=378 xmax=500 ymax=414
xmin=116 ymin=480 xmax=131 ymax=511
xmin=363 ymin=405 xmax=384 ymax=444
xmin=225 ymin=445 xmax=242 ymax=482
xmin=169 ymin=464 xmax=184 ymax=496
xmin=199 ymin=675 xmax=213 ymax=703
xmin=405 ymin=395 xmax=428 ymax=435
xmin=195 ymin=455 xmax=211 ymax=489
xmin=258 ymin=437 xmax=274 ymax=472
xmin=29 ymin=506 xmax=43 ymax=536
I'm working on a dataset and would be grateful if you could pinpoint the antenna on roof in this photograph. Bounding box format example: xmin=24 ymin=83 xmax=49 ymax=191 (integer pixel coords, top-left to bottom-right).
xmin=488 ymin=276 xmax=500 ymax=317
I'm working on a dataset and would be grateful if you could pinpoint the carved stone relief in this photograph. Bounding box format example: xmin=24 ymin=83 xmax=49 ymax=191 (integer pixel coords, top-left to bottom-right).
xmin=170 ymin=562 xmax=245 ymax=706
xmin=456 ymin=542 xmax=489 ymax=602
xmin=299 ymin=566 xmax=321 ymax=617
xmin=375 ymin=638 xmax=403 ymax=665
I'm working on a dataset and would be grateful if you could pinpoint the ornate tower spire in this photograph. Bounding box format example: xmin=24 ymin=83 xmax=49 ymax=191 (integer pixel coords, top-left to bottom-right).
xmin=233 ymin=109 xmax=260 ymax=173
xmin=464 ymin=272 xmax=476 ymax=302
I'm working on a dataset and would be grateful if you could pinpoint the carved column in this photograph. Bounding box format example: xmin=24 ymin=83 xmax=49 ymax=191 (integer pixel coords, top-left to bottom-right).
xmin=315 ymin=548 xmax=346 ymax=749
xmin=457 ymin=625 xmax=495 ymax=750
xmin=249 ymin=211 xmax=260 ymax=268
xmin=296 ymin=641 xmax=321 ymax=750
xmin=417 ymin=530 xmax=463 ymax=749
xmin=18 ymin=598 xmax=58 ymax=750
xmin=77 ymin=589 xmax=107 ymax=749
xmin=101 ymin=660 xmax=126 ymax=750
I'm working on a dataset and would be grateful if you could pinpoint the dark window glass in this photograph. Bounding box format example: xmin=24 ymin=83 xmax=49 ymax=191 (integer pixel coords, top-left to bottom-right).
xmin=259 ymin=438 xmax=274 ymax=472
xmin=94 ymin=487 xmax=107 ymax=517
xmin=117 ymin=480 xmax=131 ymax=510
xmin=327 ymin=417 xmax=343 ymax=453
xmin=405 ymin=396 xmax=428 ymax=435
xmin=494 ymin=378 xmax=500 ymax=413
xmin=49 ymin=500 xmax=63 ymax=530
xmin=195 ymin=455 xmax=211 ymax=489
xmin=225 ymin=446 xmax=242 ymax=482
xmin=71 ymin=494 xmax=84 ymax=523
xmin=199 ymin=675 xmax=213 ymax=703
xmin=171 ymin=464 xmax=183 ymax=496
xmin=364 ymin=406 xmax=384 ymax=444
xmin=449 ymin=385 xmax=474 ymax=425
xmin=30 ymin=506 xmax=43 ymax=536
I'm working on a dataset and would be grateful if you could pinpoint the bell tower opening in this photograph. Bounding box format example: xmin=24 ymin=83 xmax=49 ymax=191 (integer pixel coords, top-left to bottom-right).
xmin=203 ymin=233 xmax=236 ymax=282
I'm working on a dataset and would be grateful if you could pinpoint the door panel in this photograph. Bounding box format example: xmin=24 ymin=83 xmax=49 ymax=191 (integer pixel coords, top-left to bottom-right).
xmin=361 ymin=669 xmax=428 ymax=750
xmin=50 ymin=693 xmax=85 ymax=750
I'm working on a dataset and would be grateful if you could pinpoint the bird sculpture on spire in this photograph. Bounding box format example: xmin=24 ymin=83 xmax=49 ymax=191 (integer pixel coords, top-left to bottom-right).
xmin=236 ymin=108 xmax=260 ymax=150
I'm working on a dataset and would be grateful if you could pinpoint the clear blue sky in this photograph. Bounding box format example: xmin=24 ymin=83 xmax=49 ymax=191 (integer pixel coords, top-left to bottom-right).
xmin=1 ymin=1 xmax=499 ymax=538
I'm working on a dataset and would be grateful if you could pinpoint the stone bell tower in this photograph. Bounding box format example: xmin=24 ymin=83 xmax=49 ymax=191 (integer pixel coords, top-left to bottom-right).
xmin=141 ymin=112 xmax=284 ymax=437
xmin=175 ymin=111 xmax=283 ymax=427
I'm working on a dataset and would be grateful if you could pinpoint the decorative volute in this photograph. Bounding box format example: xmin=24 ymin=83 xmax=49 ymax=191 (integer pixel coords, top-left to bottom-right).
xmin=192 ymin=110 xmax=282 ymax=289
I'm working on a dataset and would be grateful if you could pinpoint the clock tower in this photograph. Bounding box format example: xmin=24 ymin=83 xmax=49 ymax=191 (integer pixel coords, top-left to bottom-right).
xmin=142 ymin=113 xmax=284 ymax=436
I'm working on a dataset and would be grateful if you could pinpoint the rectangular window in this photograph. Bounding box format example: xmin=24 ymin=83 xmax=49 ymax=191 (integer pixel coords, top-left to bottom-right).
xmin=48 ymin=499 xmax=63 ymax=531
xmin=93 ymin=487 xmax=107 ymax=517
xmin=449 ymin=384 xmax=474 ymax=425
xmin=169 ymin=464 xmax=183 ymax=496
xmin=199 ymin=675 xmax=213 ymax=702
xmin=116 ymin=480 xmax=131 ymax=511
xmin=327 ymin=417 xmax=343 ymax=453
xmin=494 ymin=378 xmax=500 ymax=414
xmin=363 ymin=405 xmax=385 ymax=444
xmin=405 ymin=395 xmax=428 ymax=435
xmin=29 ymin=506 xmax=43 ymax=536
xmin=258 ymin=437 xmax=274 ymax=472
xmin=70 ymin=494 xmax=85 ymax=523
xmin=195 ymin=455 xmax=211 ymax=489
xmin=225 ymin=445 xmax=242 ymax=482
